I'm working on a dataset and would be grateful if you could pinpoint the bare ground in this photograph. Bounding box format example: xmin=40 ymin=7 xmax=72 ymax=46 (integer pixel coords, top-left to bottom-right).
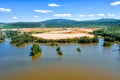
xmin=31 ymin=28 xmax=100 ymax=40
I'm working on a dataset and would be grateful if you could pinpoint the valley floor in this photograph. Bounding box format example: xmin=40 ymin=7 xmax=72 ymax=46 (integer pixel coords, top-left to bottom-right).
xmin=2 ymin=28 xmax=100 ymax=40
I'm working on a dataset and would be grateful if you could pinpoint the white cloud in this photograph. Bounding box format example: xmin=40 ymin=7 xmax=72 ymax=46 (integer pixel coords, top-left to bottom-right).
xmin=12 ymin=16 xmax=18 ymax=19
xmin=34 ymin=16 xmax=39 ymax=18
xmin=0 ymin=8 xmax=11 ymax=12
xmin=108 ymin=13 xmax=115 ymax=17
xmin=78 ymin=13 xmax=105 ymax=17
xmin=79 ymin=14 xmax=85 ymax=17
xmin=34 ymin=10 xmax=53 ymax=13
xmin=111 ymin=1 xmax=120 ymax=6
xmin=48 ymin=3 xmax=60 ymax=7
xmin=97 ymin=13 xmax=105 ymax=17
xmin=87 ymin=14 xmax=94 ymax=17
xmin=53 ymin=13 xmax=72 ymax=17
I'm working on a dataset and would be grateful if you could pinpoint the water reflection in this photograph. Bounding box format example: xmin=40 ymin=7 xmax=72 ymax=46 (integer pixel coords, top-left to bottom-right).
xmin=77 ymin=51 xmax=81 ymax=56
xmin=29 ymin=51 xmax=42 ymax=61
xmin=113 ymin=43 xmax=120 ymax=52
xmin=11 ymin=43 xmax=25 ymax=48
xmin=57 ymin=53 xmax=62 ymax=61
xmin=80 ymin=43 xmax=98 ymax=46
xmin=31 ymin=53 xmax=42 ymax=61
xmin=17 ymin=44 xmax=26 ymax=48
xmin=103 ymin=46 xmax=112 ymax=48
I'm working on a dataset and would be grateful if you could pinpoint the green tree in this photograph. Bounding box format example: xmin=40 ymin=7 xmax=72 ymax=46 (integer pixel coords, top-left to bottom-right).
xmin=92 ymin=35 xmax=99 ymax=42
xmin=76 ymin=47 xmax=81 ymax=52
xmin=103 ymin=41 xmax=111 ymax=46
xmin=31 ymin=44 xmax=42 ymax=56
xmin=56 ymin=46 xmax=63 ymax=55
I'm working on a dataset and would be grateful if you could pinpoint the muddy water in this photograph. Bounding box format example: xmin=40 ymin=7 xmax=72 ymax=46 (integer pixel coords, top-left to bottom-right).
xmin=0 ymin=39 xmax=120 ymax=80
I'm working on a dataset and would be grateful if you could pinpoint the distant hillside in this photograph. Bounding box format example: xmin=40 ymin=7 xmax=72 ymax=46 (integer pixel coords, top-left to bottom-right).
xmin=73 ymin=18 xmax=120 ymax=27
xmin=41 ymin=19 xmax=76 ymax=27
xmin=4 ymin=22 xmax=42 ymax=28
xmin=0 ymin=23 xmax=5 ymax=25
xmin=0 ymin=18 xmax=120 ymax=28
xmin=42 ymin=19 xmax=76 ymax=23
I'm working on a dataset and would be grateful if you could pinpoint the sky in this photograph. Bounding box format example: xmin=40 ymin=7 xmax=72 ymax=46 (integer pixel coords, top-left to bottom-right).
xmin=0 ymin=0 xmax=120 ymax=22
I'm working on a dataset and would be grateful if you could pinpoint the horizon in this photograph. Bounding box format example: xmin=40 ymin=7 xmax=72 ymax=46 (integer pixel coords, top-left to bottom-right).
xmin=0 ymin=18 xmax=119 ymax=23
xmin=0 ymin=0 xmax=120 ymax=22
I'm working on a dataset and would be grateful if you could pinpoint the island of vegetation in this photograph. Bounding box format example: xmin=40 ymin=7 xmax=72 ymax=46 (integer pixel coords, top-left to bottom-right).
xmin=76 ymin=47 xmax=81 ymax=52
xmin=103 ymin=41 xmax=112 ymax=46
xmin=31 ymin=44 xmax=42 ymax=56
xmin=56 ymin=46 xmax=63 ymax=55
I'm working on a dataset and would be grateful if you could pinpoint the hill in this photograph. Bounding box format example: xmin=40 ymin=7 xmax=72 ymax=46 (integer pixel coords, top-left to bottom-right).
xmin=0 ymin=18 xmax=120 ymax=28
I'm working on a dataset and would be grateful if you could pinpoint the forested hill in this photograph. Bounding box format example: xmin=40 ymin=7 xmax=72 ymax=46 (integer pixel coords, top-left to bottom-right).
xmin=0 ymin=18 xmax=120 ymax=28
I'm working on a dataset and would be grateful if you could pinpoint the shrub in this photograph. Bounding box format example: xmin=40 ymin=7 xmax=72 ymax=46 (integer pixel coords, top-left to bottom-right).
xmin=31 ymin=44 xmax=42 ymax=56
xmin=76 ymin=47 xmax=81 ymax=52
xmin=56 ymin=46 xmax=63 ymax=55
xmin=103 ymin=41 xmax=111 ymax=46
xmin=92 ymin=35 xmax=99 ymax=42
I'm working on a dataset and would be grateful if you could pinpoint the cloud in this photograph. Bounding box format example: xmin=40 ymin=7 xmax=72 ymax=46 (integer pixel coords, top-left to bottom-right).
xmin=108 ymin=13 xmax=115 ymax=17
xmin=0 ymin=8 xmax=11 ymax=12
xmin=78 ymin=13 xmax=106 ymax=17
xmin=79 ymin=14 xmax=85 ymax=17
xmin=34 ymin=10 xmax=53 ymax=13
xmin=12 ymin=16 xmax=18 ymax=19
xmin=110 ymin=1 xmax=120 ymax=6
xmin=48 ymin=3 xmax=60 ymax=7
xmin=34 ymin=16 xmax=39 ymax=18
xmin=78 ymin=14 xmax=95 ymax=17
xmin=53 ymin=13 xmax=72 ymax=17
xmin=87 ymin=14 xmax=94 ymax=17
xmin=97 ymin=13 xmax=105 ymax=17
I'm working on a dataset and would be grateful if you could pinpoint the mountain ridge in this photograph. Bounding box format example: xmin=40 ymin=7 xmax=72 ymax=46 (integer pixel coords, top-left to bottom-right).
xmin=0 ymin=18 xmax=120 ymax=28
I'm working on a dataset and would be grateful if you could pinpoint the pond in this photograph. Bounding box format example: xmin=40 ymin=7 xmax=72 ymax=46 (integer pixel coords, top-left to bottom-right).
xmin=0 ymin=38 xmax=120 ymax=80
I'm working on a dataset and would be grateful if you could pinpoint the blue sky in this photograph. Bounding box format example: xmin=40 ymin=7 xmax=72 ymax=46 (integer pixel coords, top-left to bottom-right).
xmin=0 ymin=0 xmax=120 ymax=22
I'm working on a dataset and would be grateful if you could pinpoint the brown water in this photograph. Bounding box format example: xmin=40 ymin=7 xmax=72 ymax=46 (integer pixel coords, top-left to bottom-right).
xmin=0 ymin=38 xmax=120 ymax=80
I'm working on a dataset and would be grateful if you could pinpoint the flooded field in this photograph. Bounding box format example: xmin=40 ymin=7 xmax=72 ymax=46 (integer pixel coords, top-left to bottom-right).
xmin=0 ymin=39 xmax=120 ymax=80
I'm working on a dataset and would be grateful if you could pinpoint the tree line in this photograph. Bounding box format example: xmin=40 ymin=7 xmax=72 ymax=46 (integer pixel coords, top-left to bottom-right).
xmin=93 ymin=26 xmax=120 ymax=46
xmin=10 ymin=33 xmax=99 ymax=47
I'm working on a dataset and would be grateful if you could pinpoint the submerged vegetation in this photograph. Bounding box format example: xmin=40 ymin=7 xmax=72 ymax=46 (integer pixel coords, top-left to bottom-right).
xmin=31 ymin=44 xmax=42 ymax=56
xmin=10 ymin=33 xmax=34 ymax=47
xmin=103 ymin=41 xmax=111 ymax=46
xmin=93 ymin=27 xmax=120 ymax=42
xmin=77 ymin=36 xmax=98 ymax=43
xmin=93 ymin=26 xmax=120 ymax=47
xmin=0 ymin=29 xmax=5 ymax=43
xmin=49 ymin=42 xmax=58 ymax=47
xmin=10 ymin=34 xmax=99 ymax=47
xmin=76 ymin=47 xmax=81 ymax=52
xmin=56 ymin=46 xmax=63 ymax=55
xmin=0 ymin=35 xmax=5 ymax=43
